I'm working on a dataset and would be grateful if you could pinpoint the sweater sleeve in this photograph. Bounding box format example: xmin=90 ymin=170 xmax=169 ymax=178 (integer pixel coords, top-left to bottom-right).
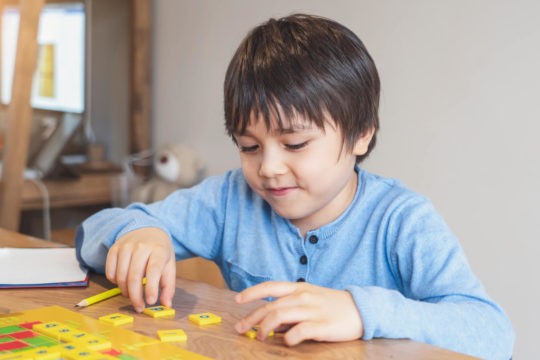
xmin=346 ymin=197 xmax=514 ymax=360
xmin=75 ymin=173 xmax=230 ymax=273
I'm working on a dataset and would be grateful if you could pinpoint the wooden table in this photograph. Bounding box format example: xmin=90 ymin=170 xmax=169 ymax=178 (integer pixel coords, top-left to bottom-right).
xmin=0 ymin=228 xmax=476 ymax=359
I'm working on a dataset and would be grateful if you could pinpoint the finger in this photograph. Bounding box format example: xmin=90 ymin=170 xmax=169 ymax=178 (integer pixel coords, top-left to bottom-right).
xmin=257 ymin=305 xmax=316 ymax=340
xmin=283 ymin=321 xmax=326 ymax=346
xmin=273 ymin=324 xmax=293 ymax=333
xmin=125 ymin=247 xmax=152 ymax=312
xmin=235 ymin=292 xmax=311 ymax=334
xmin=144 ymin=251 xmax=170 ymax=305
xmin=127 ymin=274 xmax=147 ymax=312
xmin=235 ymin=304 xmax=267 ymax=334
xmin=235 ymin=281 xmax=301 ymax=303
xmin=114 ymin=245 xmax=134 ymax=296
xmin=158 ymin=260 xmax=177 ymax=308
xmin=105 ymin=245 xmax=119 ymax=283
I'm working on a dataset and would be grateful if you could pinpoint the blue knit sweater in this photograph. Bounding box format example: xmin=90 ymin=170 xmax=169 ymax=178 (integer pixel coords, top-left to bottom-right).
xmin=76 ymin=167 xmax=514 ymax=359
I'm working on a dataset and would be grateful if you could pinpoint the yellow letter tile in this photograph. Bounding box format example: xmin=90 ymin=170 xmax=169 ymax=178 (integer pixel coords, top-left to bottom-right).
xmin=157 ymin=329 xmax=187 ymax=342
xmin=244 ymin=325 xmax=274 ymax=339
xmin=98 ymin=313 xmax=134 ymax=326
xmin=188 ymin=312 xmax=222 ymax=325
xmin=142 ymin=305 xmax=175 ymax=318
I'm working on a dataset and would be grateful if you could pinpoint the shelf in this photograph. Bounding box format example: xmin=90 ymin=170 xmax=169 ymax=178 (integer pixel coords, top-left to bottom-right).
xmin=21 ymin=173 xmax=113 ymax=210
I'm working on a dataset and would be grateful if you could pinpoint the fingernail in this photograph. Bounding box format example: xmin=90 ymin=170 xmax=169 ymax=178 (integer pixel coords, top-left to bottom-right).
xmin=234 ymin=322 xmax=243 ymax=333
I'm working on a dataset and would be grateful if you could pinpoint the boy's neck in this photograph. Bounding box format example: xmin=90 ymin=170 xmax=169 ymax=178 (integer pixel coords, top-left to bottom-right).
xmin=293 ymin=170 xmax=359 ymax=238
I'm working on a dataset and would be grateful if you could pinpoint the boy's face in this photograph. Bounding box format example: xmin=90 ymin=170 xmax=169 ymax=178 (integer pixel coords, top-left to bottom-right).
xmin=234 ymin=112 xmax=373 ymax=234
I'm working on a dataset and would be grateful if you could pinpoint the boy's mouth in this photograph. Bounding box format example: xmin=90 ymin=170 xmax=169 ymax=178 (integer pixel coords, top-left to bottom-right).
xmin=266 ymin=187 xmax=297 ymax=196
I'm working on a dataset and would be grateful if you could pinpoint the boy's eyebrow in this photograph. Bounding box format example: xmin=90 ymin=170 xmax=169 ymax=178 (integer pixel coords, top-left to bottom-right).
xmin=235 ymin=124 xmax=314 ymax=137
xmin=273 ymin=124 xmax=317 ymax=135
xmin=275 ymin=128 xmax=303 ymax=134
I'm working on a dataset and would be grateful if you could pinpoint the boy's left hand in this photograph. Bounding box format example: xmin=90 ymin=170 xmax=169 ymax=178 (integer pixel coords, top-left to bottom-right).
xmin=234 ymin=281 xmax=363 ymax=345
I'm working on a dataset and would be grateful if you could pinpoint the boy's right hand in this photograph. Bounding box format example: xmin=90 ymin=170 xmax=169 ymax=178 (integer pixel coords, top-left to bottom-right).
xmin=105 ymin=227 xmax=176 ymax=312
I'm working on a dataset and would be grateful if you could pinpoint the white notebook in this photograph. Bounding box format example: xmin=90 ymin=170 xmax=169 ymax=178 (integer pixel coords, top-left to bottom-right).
xmin=0 ymin=247 xmax=88 ymax=288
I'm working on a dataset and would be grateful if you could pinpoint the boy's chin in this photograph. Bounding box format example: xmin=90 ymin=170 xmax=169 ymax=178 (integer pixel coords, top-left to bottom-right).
xmin=270 ymin=206 xmax=307 ymax=223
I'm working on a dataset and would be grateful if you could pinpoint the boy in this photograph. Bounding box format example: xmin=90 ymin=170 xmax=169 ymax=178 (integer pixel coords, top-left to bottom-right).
xmin=76 ymin=14 xmax=514 ymax=359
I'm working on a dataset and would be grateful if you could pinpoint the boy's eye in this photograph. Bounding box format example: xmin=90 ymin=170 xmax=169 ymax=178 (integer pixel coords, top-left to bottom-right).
xmin=285 ymin=141 xmax=308 ymax=150
xmin=239 ymin=144 xmax=259 ymax=153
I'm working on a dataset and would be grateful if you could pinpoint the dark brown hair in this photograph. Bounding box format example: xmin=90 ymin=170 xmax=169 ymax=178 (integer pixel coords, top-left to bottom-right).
xmin=224 ymin=14 xmax=380 ymax=162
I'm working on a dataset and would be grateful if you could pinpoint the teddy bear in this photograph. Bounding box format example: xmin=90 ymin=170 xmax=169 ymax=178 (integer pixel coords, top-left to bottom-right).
xmin=130 ymin=143 xmax=204 ymax=203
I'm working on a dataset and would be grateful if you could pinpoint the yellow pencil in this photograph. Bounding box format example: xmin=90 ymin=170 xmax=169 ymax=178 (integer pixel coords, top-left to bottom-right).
xmin=75 ymin=278 xmax=147 ymax=307
xmin=76 ymin=287 xmax=121 ymax=307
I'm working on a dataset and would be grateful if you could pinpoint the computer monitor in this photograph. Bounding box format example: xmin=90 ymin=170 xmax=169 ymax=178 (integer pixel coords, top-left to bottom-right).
xmin=1 ymin=3 xmax=85 ymax=113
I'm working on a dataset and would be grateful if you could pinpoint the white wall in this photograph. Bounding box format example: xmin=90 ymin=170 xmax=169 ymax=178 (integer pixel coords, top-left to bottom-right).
xmin=153 ymin=1 xmax=540 ymax=358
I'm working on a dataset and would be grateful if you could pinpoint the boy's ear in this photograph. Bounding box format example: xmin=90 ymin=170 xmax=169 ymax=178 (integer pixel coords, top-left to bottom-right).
xmin=352 ymin=127 xmax=375 ymax=156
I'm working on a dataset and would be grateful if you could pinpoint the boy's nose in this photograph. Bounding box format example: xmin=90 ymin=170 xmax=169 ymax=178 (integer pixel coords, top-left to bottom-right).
xmin=258 ymin=151 xmax=287 ymax=178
